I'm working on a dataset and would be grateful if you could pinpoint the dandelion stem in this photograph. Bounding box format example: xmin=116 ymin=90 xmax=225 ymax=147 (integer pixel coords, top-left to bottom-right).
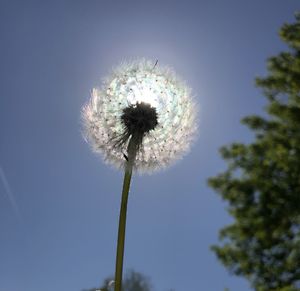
xmin=114 ymin=137 xmax=137 ymax=291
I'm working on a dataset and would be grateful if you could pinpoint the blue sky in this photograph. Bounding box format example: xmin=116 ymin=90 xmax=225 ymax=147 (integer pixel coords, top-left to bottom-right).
xmin=0 ymin=1 xmax=299 ymax=291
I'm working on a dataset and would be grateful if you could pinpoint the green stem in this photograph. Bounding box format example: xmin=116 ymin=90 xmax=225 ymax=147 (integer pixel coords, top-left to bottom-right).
xmin=114 ymin=137 xmax=137 ymax=291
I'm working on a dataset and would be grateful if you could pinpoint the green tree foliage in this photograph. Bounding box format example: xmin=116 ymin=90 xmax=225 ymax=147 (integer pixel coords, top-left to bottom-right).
xmin=208 ymin=13 xmax=300 ymax=291
xmin=83 ymin=269 xmax=152 ymax=291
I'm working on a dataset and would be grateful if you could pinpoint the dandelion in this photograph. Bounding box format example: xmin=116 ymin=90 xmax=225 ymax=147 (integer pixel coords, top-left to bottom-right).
xmin=82 ymin=59 xmax=197 ymax=291
xmin=82 ymin=59 xmax=197 ymax=173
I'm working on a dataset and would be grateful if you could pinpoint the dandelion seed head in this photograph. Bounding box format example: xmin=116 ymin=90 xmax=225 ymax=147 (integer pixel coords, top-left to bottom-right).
xmin=82 ymin=59 xmax=197 ymax=173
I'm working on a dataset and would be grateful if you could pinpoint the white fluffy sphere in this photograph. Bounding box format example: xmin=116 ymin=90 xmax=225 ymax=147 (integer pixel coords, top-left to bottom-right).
xmin=82 ymin=59 xmax=197 ymax=173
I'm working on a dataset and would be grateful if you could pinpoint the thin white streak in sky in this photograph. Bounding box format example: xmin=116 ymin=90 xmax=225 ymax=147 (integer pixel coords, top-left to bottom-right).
xmin=0 ymin=166 xmax=23 ymax=223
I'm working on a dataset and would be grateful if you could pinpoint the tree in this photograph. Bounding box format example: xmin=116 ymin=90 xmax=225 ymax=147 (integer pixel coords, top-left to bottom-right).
xmin=208 ymin=13 xmax=300 ymax=291
xmin=83 ymin=269 xmax=152 ymax=291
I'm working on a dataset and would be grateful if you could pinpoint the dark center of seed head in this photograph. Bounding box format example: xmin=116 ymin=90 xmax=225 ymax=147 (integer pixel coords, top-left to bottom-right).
xmin=121 ymin=102 xmax=158 ymax=137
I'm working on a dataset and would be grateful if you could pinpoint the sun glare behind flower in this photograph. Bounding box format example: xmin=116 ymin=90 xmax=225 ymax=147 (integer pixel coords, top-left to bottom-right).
xmin=126 ymin=78 xmax=160 ymax=108
xmin=82 ymin=59 xmax=197 ymax=173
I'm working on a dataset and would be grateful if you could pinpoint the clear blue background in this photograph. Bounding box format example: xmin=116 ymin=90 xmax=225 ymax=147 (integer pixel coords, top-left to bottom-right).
xmin=0 ymin=1 xmax=299 ymax=291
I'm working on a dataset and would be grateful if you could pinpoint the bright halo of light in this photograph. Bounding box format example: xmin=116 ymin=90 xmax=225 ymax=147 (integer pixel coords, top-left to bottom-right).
xmin=125 ymin=75 xmax=160 ymax=108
